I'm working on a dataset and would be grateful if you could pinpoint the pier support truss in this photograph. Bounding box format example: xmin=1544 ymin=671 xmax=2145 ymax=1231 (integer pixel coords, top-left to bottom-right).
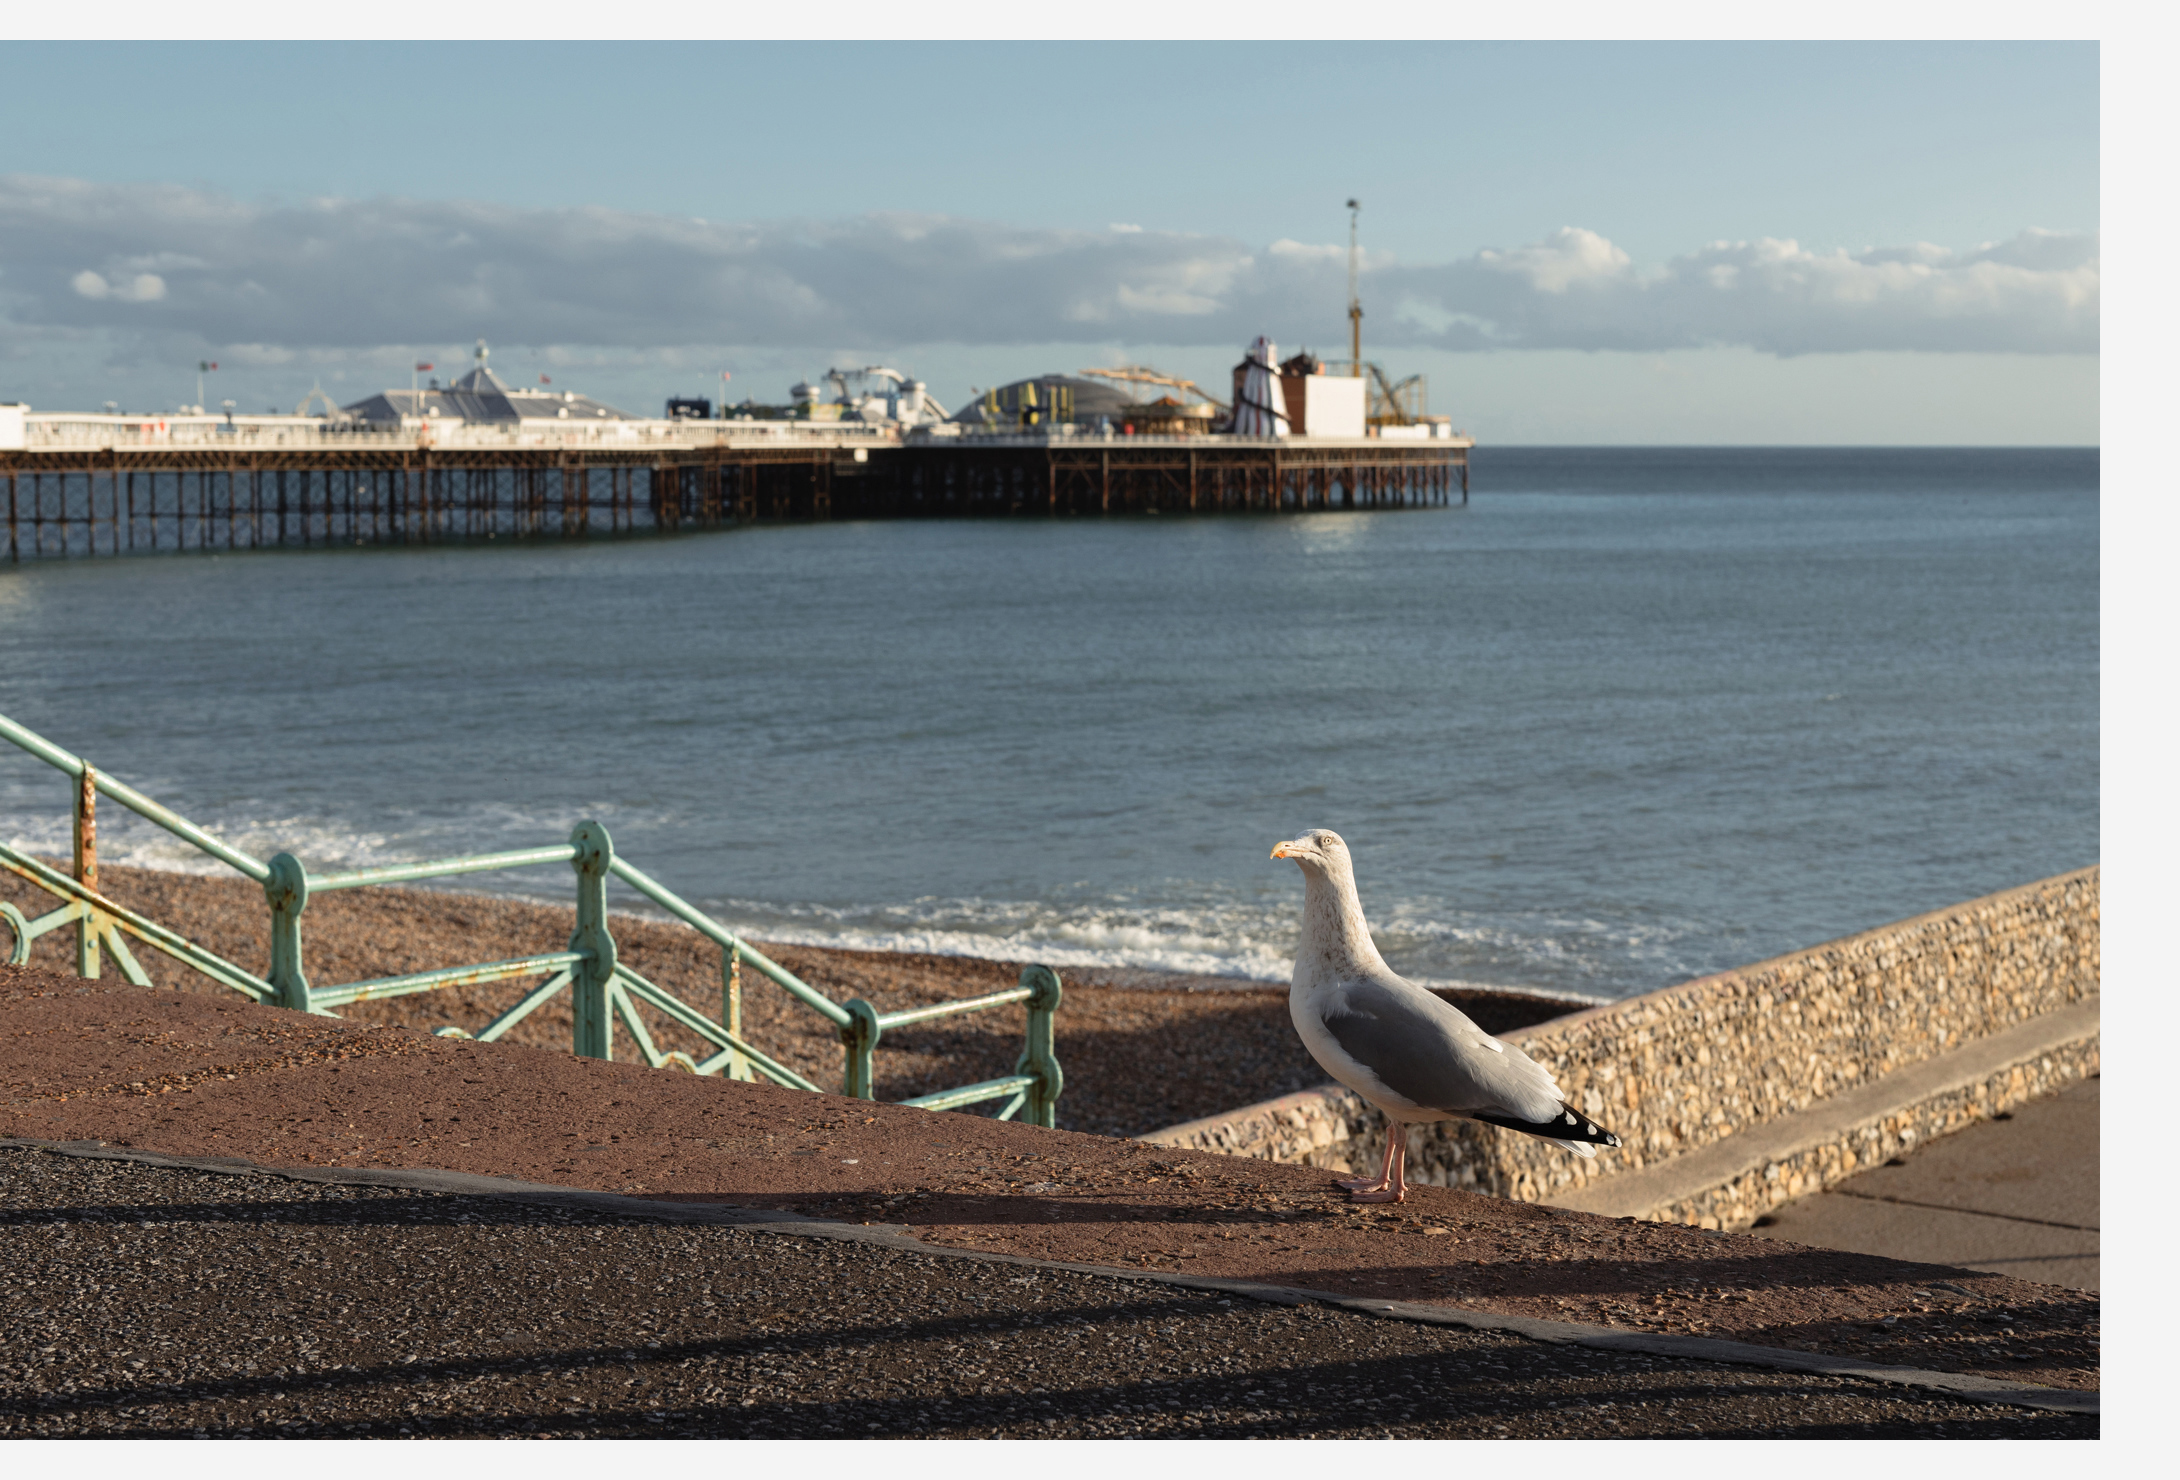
xmin=873 ymin=442 xmax=1466 ymax=519
xmin=1 ymin=441 xmax=1467 ymax=560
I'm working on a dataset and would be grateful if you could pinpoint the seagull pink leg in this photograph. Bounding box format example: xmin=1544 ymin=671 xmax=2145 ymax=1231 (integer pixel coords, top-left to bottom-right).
xmin=1336 ymin=1127 xmax=1400 ymax=1194
xmin=1345 ymin=1127 xmax=1410 ymax=1203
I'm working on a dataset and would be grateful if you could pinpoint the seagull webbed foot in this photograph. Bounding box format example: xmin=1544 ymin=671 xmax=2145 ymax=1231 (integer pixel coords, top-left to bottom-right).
xmin=1347 ymin=1187 xmax=1406 ymax=1204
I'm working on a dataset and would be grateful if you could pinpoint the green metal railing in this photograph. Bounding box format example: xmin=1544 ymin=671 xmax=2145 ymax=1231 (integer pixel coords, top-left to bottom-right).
xmin=0 ymin=712 xmax=1062 ymax=1125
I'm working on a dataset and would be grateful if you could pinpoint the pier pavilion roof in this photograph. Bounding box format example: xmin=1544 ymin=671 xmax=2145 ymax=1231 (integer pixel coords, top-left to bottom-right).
xmin=950 ymin=374 xmax=1142 ymax=430
xmin=343 ymin=365 xmax=628 ymax=426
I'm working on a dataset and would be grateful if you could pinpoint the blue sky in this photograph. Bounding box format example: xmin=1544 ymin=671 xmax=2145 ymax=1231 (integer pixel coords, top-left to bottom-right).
xmin=0 ymin=41 xmax=2099 ymax=441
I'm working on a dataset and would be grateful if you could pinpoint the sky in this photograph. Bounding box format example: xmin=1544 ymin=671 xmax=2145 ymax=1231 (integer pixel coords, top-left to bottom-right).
xmin=0 ymin=40 xmax=2099 ymax=442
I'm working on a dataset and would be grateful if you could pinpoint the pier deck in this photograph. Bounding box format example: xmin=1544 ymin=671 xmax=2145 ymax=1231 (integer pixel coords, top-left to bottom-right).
xmin=1 ymin=418 xmax=1468 ymax=560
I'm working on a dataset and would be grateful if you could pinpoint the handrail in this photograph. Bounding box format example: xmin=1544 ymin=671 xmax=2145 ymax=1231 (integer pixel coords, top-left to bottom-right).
xmin=0 ymin=841 xmax=272 ymax=1000
xmin=311 ymin=951 xmax=590 ymax=1009
xmin=611 ymin=963 xmax=824 ymax=1093
xmin=897 ymin=1075 xmax=1038 ymax=1114
xmin=307 ymin=846 xmax=578 ymax=892
xmin=2 ymin=711 xmax=1063 ymax=1126
xmin=469 ymin=969 xmax=575 ymax=1044
xmin=15 ymin=412 xmax=901 ymax=455
xmin=605 ymin=855 xmax=851 ymax=1029
xmin=0 ymin=714 xmax=269 ymax=882
xmin=877 ymin=985 xmax=1032 ymax=1031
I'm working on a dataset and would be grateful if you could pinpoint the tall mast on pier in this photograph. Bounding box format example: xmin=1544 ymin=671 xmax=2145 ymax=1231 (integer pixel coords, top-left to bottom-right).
xmin=1347 ymin=198 xmax=1363 ymax=374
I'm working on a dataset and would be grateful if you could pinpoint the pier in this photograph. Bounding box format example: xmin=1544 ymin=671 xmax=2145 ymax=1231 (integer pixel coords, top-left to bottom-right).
xmin=0 ymin=413 xmax=1468 ymax=561
xmin=882 ymin=434 xmax=1466 ymax=518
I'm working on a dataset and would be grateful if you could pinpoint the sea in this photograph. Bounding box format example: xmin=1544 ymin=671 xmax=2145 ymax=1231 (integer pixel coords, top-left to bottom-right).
xmin=0 ymin=447 xmax=2099 ymax=1002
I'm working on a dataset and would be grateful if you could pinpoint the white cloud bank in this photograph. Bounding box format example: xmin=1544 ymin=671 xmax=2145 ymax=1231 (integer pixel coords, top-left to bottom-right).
xmin=0 ymin=175 xmax=2096 ymax=361
xmin=1388 ymin=227 xmax=2098 ymax=355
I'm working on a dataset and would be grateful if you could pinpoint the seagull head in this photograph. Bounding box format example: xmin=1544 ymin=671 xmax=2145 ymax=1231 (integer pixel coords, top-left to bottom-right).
xmin=1271 ymin=828 xmax=1350 ymax=873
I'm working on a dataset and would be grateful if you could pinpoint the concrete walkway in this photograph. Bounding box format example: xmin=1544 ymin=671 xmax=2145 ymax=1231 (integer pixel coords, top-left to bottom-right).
xmin=1751 ymin=1079 xmax=2098 ymax=1292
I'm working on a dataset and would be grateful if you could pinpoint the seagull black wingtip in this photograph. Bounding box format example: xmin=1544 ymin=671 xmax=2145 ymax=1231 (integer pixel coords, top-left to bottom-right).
xmin=1472 ymin=1104 xmax=1624 ymax=1149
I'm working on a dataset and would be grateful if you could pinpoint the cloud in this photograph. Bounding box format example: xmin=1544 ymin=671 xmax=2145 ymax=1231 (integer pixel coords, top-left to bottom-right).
xmin=0 ymin=174 xmax=2096 ymax=361
xmin=1377 ymin=227 xmax=2099 ymax=355
xmin=69 ymin=268 xmax=166 ymax=302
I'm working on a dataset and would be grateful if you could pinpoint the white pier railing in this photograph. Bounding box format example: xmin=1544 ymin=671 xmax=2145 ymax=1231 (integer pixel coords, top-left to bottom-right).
xmin=9 ymin=412 xmax=901 ymax=455
xmin=6 ymin=411 xmax=1471 ymax=455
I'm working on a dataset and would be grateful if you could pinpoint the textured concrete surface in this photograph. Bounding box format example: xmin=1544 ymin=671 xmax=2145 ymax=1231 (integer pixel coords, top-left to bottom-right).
xmin=1752 ymin=1078 xmax=2098 ymax=1292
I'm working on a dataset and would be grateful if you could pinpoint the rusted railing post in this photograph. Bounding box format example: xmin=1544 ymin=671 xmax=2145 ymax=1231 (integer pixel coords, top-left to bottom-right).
xmin=73 ymin=764 xmax=99 ymax=978
xmin=264 ymin=852 xmax=314 ymax=1011
xmin=724 ymin=945 xmax=751 ymax=1081
xmin=568 ymin=821 xmax=617 ymax=1060
xmin=1016 ymin=965 xmax=1064 ymax=1129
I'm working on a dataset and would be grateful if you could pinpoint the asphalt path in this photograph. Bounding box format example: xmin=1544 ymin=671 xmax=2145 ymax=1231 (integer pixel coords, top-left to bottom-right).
xmin=0 ymin=1147 xmax=2094 ymax=1440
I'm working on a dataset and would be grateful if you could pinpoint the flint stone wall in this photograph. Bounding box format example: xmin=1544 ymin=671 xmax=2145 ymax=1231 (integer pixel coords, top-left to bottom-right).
xmin=1659 ymin=1032 xmax=2099 ymax=1230
xmin=1144 ymin=867 xmax=2099 ymax=1227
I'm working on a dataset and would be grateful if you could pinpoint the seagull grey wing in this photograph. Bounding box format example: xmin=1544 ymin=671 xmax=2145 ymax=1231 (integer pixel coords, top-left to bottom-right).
xmin=1320 ymin=977 xmax=1562 ymax=1122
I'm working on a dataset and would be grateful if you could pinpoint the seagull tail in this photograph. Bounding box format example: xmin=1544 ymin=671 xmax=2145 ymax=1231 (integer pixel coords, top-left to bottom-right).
xmin=1472 ymin=1103 xmax=1623 ymax=1157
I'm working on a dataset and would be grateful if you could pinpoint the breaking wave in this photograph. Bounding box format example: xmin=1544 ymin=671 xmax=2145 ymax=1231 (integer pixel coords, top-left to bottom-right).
xmin=3 ymin=802 xmax=1720 ymax=1002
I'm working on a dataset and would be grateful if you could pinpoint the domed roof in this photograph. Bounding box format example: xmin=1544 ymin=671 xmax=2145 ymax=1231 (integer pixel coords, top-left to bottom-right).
xmin=951 ymin=374 xmax=1142 ymax=426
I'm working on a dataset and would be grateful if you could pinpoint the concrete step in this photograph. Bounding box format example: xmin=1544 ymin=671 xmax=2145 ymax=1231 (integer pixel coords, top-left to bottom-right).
xmin=1748 ymin=1075 xmax=2097 ymax=1290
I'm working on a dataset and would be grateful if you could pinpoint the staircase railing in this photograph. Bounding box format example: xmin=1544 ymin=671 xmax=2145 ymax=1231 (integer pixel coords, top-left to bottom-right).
xmin=0 ymin=712 xmax=1061 ymax=1126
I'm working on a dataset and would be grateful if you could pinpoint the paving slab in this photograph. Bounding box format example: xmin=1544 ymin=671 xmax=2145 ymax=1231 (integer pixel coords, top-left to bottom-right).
xmin=0 ymin=964 xmax=2098 ymax=1395
xmin=1752 ymin=1078 xmax=2099 ymax=1291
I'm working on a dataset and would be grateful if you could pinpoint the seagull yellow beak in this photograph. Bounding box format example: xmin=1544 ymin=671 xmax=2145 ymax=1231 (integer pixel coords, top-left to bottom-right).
xmin=1271 ymin=840 xmax=1302 ymax=860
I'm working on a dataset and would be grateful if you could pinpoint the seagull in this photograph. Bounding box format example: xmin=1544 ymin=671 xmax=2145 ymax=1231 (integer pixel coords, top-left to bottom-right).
xmin=1272 ymin=828 xmax=1621 ymax=1203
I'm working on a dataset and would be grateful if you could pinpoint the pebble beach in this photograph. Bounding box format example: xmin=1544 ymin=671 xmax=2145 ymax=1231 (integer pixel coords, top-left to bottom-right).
xmin=1 ymin=860 xmax=1572 ymax=1138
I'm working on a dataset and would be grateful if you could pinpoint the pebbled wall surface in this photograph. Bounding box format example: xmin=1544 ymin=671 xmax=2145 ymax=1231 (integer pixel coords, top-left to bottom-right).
xmin=1145 ymin=868 xmax=2100 ymax=1228
xmin=1656 ymin=1032 xmax=2100 ymax=1231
